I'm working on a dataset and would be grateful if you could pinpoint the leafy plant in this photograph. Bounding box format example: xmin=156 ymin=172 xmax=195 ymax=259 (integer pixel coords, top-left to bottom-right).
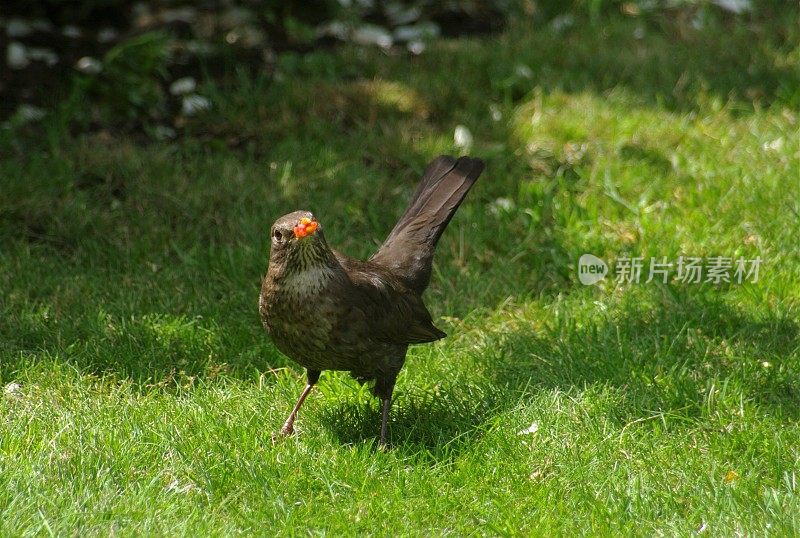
xmin=71 ymin=31 xmax=171 ymax=125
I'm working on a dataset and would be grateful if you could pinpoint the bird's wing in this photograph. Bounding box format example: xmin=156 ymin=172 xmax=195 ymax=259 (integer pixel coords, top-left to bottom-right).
xmin=336 ymin=255 xmax=446 ymax=345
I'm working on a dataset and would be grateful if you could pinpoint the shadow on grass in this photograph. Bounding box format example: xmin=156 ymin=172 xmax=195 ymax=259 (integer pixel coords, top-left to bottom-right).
xmin=484 ymin=287 xmax=800 ymax=420
xmin=1 ymin=253 xmax=796 ymax=459
xmin=318 ymin=382 xmax=504 ymax=457
xmin=313 ymin=286 xmax=798 ymax=458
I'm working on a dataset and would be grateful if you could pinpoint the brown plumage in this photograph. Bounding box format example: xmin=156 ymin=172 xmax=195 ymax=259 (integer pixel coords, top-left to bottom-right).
xmin=259 ymin=155 xmax=485 ymax=445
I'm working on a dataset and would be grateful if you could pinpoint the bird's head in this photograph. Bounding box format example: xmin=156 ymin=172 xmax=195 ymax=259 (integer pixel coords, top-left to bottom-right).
xmin=268 ymin=210 xmax=333 ymax=270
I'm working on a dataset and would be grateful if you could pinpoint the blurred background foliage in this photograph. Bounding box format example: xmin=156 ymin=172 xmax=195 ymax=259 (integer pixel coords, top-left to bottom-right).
xmin=1 ymin=0 xmax=797 ymax=139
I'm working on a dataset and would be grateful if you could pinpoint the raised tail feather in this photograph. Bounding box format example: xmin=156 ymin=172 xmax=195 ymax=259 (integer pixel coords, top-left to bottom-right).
xmin=370 ymin=155 xmax=485 ymax=294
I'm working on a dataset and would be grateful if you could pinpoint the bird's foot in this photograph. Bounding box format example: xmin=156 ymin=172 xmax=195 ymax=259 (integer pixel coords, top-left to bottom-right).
xmin=378 ymin=427 xmax=389 ymax=450
xmin=270 ymin=424 xmax=294 ymax=444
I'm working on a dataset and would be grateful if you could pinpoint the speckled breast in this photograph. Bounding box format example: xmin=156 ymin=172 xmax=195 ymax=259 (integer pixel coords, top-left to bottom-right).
xmin=260 ymin=268 xmax=378 ymax=373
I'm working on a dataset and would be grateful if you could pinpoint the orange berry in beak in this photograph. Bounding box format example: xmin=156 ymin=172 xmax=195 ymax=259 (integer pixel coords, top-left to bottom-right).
xmin=293 ymin=217 xmax=318 ymax=239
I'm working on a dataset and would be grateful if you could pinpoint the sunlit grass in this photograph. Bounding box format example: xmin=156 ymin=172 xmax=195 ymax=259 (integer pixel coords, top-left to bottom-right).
xmin=1 ymin=9 xmax=799 ymax=536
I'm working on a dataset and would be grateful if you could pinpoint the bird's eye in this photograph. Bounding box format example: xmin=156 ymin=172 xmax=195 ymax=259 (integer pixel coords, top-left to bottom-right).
xmin=273 ymin=230 xmax=283 ymax=243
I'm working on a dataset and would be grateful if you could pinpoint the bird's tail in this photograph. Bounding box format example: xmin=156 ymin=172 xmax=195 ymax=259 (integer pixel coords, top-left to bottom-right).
xmin=370 ymin=155 xmax=485 ymax=294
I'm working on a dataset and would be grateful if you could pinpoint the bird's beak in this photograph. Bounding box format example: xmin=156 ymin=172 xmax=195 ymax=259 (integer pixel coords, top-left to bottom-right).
xmin=293 ymin=217 xmax=318 ymax=239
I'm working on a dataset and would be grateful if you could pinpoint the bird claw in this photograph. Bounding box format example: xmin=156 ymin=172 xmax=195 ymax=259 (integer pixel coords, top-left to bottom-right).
xmin=270 ymin=425 xmax=294 ymax=445
xmin=280 ymin=424 xmax=294 ymax=436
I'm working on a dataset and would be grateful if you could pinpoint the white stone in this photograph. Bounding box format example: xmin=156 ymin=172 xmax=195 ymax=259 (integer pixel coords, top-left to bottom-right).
xmin=454 ymin=125 xmax=473 ymax=150
xmin=7 ymin=42 xmax=29 ymax=69
xmin=75 ymin=56 xmax=102 ymax=74
xmin=62 ymin=25 xmax=82 ymax=38
xmin=407 ymin=41 xmax=425 ymax=55
xmin=16 ymin=104 xmax=47 ymax=123
xmin=393 ymin=22 xmax=440 ymax=42
xmin=4 ymin=382 xmax=22 ymax=398
xmin=169 ymin=77 xmax=197 ymax=96
xmin=517 ymin=422 xmax=539 ymax=435
xmin=182 ymin=94 xmax=211 ymax=115
xmin=97 ymin=28 xmax=119 ymax=43
xmin=6 ymin=19 xmax=33 ymax=38
xmin=352 ymin=24 xmax=393 ymax=48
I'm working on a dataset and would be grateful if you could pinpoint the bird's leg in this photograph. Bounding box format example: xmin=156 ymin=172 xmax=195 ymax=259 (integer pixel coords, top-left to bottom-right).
xmin=280 ymin=369 xmax=321 ymax=436
xmin=375 ymin=370 xmax=399 ymax=447
xmin=379 ymin=394 xmax=393 ymax=447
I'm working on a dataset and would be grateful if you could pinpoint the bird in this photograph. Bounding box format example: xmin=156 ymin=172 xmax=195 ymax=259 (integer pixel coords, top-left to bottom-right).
xmin=259 ymin=155 xmax=485 ymax=445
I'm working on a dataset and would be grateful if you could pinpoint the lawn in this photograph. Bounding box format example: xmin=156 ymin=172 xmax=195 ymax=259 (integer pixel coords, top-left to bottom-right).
xmin=1 ymin=4 xmax=799 ymax=535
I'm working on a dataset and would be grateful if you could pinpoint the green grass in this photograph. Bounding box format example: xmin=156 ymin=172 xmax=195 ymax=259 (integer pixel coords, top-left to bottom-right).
xmin=2 ymin=8 xmax=800 ymax=536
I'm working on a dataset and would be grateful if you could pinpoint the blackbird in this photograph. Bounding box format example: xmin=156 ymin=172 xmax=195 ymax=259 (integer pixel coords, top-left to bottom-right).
xmin=259 ymin=155 xmax=485 ymax=445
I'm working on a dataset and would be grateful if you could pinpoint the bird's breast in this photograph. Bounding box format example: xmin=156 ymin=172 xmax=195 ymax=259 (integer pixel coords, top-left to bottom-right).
xmin=259 ymin=261 xmax=407 ymax=374
xmin=260 ymin=264 xmax=345 ymax=364
xmin=279 ymin=265 xmax=337 ymax=297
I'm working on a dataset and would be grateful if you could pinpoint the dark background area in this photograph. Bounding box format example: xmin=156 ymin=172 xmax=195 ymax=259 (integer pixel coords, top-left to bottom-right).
xmin=2 ymin=0 xmax=796 ymax=136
